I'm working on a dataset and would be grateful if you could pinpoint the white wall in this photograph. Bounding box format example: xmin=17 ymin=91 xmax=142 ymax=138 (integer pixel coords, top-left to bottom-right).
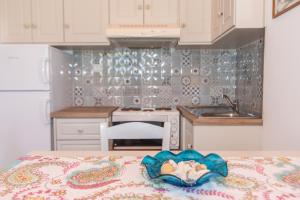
xmin=263 ymin=0 xmax=300 ymax=150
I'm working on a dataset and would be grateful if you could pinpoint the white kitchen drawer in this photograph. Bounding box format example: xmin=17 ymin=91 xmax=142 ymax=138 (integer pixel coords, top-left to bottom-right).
xmin=55 ymin=118 xmax=107 ymax=140
xmin=56 ymin=140 xmax=101 ymax=151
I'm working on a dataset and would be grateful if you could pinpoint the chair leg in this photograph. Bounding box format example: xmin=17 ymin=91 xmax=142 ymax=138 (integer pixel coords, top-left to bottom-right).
xmin=101 ymin=138 xmax=109 ymax=151
xmin=100 ymin=123 xmax=109 ymax=151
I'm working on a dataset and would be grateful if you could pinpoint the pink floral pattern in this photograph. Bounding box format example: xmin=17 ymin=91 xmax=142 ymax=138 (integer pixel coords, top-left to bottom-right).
xmin=0 ymin=155 xmax=300 ymax=199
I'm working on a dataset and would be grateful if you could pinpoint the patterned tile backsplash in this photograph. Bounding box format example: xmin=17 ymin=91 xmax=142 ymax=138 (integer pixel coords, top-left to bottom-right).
xmin=70 ymin=39 xmax=264 ymax=114
xmin=236 ymin=40 xmax=264 ymax=115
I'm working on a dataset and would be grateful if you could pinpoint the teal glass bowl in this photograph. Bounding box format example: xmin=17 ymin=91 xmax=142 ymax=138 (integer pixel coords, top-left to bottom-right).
xmin=141 ymin=150 xmax=228 ymax=187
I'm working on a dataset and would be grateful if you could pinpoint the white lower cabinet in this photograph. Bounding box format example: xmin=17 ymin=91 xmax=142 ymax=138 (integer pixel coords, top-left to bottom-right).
xmin=54 ymin=118 xmax=108 ymax=151
xmin=181 ymin=116 xmax=262 ymax=151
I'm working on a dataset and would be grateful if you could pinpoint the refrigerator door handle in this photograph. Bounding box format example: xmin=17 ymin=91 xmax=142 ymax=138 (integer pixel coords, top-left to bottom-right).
xmin=41 ymin=58 xmax=50 ymax=84
xmin=44 ymin=99 xmax=51 ymax=125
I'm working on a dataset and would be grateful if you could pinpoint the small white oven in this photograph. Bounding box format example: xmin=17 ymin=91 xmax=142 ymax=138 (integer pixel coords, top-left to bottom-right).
xmin=112 ymin=108 xmax=180 ymax=150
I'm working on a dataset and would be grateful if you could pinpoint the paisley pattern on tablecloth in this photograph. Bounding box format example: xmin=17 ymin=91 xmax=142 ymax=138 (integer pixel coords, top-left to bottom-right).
xmin=218 ymin=173 xmax=261 ymax=191
xmin=66 ymin=161 xmax=121 ymax=189
xmin=277 ymin=168 xmax=300 ymax=188
xmin=1 ymin=155 xmax=300 ymax=199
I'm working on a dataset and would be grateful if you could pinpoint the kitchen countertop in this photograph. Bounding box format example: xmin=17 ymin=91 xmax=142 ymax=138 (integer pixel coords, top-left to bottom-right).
xmin=50 ymin=106 xmax=118 ymax=118
xmin=177 ymin=106 xmax=263 ymax=126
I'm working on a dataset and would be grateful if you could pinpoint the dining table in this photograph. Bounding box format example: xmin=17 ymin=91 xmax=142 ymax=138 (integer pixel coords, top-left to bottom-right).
xmin=1 ymin=151 xmax=300 ymax=200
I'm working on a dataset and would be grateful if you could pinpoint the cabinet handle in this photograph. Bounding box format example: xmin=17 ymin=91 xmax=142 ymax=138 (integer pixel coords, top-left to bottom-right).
xmin=41 ymin=58 xmax=50 ymax=84
xmin=31 ymin=24 xmax=37 ymax=29
xmin=145 ymin=4 xmax=151 ymax=10
xmin=181 ymin=23 xmax=186 ymax=28
xmin=138 ymin=5 xmax=143 ymax=10
xmin=23 ymin=24 xmax=31 ymax=29
xmin=44 ymin=99 xmax=51 ymax=125
xmin=77 ymin=129 xmax=84 ymax=134
xmin=64 ymin=24 xmax=70 ymax=29
xmin=219 ymin=12 xmax=224 ymax=16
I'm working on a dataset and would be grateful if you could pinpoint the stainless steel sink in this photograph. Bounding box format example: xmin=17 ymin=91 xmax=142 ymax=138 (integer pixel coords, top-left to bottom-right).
xmin=183 ymin=106 xmax=258 ymax=118
xmin=201 ymin=112 xmax=256 ymax=118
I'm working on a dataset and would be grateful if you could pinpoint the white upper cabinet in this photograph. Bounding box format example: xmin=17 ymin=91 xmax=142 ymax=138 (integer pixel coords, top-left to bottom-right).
xmin=0 ymin=0 xmax=32 ymax=43
xmin=31 ymin=0 xmax=64 ymax=43
xmin=222 ymin=0 xmax=234 ymax=32
xmin=109 ymin=0 xmax=144 ymax=26
xmin=64 ymin=0 xmax=109 ymax=43
xmin=235 ymin=0 xmax=265 ymax=28
xmin=0 ymin=0 xmax=264 ymax=44
xmin=0 ymin=0 xmax=63 ymax=43
xmin=212 ymin=0 xmax=264 ymax=41
xmin=109 ymin=0 xmax=179 ymax=27
xmin=211 ymin=0 xmax=223 ymax=40
xmin=179 ymin=0 xmax=211 ymax=44
xmin=211 ymin=0 xmax=234 ymax=40
xmin=144 ymin=0 xmax=179 ymax=26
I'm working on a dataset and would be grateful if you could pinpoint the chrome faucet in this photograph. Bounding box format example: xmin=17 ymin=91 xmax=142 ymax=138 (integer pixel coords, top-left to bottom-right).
xmin=222 ymin=94 xmax=239 ymax=113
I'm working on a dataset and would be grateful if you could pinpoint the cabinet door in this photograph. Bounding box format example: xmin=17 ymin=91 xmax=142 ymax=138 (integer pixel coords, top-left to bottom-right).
xmin=144 ymin=0 xmax=179 ymax=26
xmin=0 ymin=0 xmax=32 ymax=43
xmin=56 ymin=140 xmax=101 ymax=151
xmin=222 ymin=0 xmax=234 ymax=32
xmin=64 ymin=0 xmax=109 ymax=43
xmin=31 ymin=0 xmax=64 ymax=43
xmin=179 ymin=0 xmax=211 ymax=44
xmin=109 ymin=0 xmax=144 ymax=26
xmin=211 ymin=0 xmax=222 ymax=40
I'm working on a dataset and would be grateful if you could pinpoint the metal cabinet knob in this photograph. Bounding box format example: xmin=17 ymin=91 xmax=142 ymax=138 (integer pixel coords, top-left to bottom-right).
xmin=64 ymin=24 xmax=70 ymax=29
xmin=138 ymin=5 xmax=143 ymax=10
xmin=31 ymin=24 xmax=37 ymax=29
xmin=181 ymin=23 xmax=186 ymax=28
xmin=219 ymin=12 xmax=224 ymax=16
xmin=23 ymin=24 xmax=31 ymax=29
xmin=145 ymin=4 xmax=151 ymax=10
xmin=77 ymin=129 xmax=84 ymax=134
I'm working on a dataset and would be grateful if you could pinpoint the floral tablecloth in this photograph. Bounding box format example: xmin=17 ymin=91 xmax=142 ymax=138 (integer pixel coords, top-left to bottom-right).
xmin=0 ymin=154 xmax=300 ymax=200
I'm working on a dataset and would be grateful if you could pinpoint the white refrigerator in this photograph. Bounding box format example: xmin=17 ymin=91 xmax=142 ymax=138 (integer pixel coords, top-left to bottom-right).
xmin=0 ymin=45 xmax=73 ymax=166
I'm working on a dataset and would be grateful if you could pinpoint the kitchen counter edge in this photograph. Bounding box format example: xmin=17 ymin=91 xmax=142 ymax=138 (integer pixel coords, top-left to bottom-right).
xmin=51 ymin=106 xmax=119 ymax=118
